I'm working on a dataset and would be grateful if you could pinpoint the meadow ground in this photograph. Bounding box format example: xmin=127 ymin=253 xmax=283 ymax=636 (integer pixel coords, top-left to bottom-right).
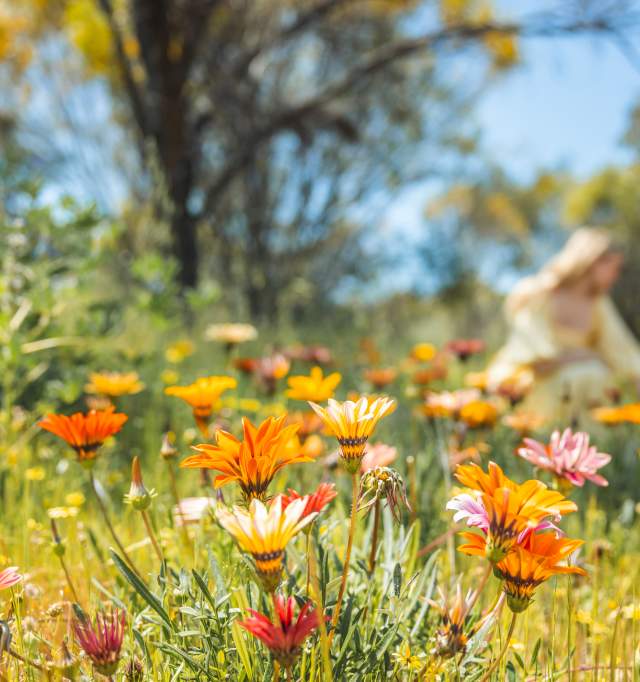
xmin=2 ymin=335 xmax=640 ymax=681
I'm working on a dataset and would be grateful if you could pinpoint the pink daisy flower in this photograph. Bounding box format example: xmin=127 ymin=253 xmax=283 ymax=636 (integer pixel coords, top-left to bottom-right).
xmin=518 ymin=428 xmax=611 ymax=488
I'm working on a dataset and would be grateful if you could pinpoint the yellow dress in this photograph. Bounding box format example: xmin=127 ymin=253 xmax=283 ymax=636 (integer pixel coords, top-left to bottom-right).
xmin=487 ymin=295 xmax=640 ymax=423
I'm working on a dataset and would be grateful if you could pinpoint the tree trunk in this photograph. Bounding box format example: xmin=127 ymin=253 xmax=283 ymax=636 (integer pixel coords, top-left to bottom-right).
xmin=171 ymin=208 xmax=198 ymax=289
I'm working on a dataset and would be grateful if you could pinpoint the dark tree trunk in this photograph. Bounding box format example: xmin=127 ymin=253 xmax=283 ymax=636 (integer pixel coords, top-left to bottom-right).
xmin=172 ymin=209 xmax=198 ymax=288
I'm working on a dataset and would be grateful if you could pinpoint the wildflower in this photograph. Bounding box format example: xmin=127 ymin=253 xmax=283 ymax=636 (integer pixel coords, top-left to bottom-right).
xmin=495 ymin=532 xmax=586 ymax=613
xmin=445 ymin=338 xmax=485 ymax=361
xmin=257 ymin=353 xmax=291 ymax=394
xmin=363 ymin=367 xmax=398 ymax=389
xmin=286 ymin=366 xmax=342 ymax=402
xmin=0 ymin=567 xmax=22 ymax=591
xmin=421 ymin=389 xmax=480 ymax=419
xmin=392 ymin=642 xmax=424 ymax=671
xmin=239 ymin=595 xmax=321 ymax=669
xmin=284 ymin=344 xmax=332 ymax=364
xmin=165 ymin=376 xmax=237 ymax=435
xmin=234 ymin=357 xmax=259 ymax=375
xmin=124 ymin=457 xmax=157 ymax=510
xmin=160 ymin=432 xmax=178 ymax=459
xmin=161 ymin=369 xmax=180 ymax=385
xmin=464 ymin=371 xmax=488 ymax=391
xmin=165 ymin=339 xmax=195 ymax=363
xmin=502 ymin=412 xmax=545 ymax=437
xmin=361 ymin=442 xmax=397 ymax=472
xmin=411 ymin=342 xmax=437 ymax=362
xmin=301 ymin=434 xmax=325 ymax=459
xmin=86 ymin=371 xmax=144 ymax=397
xmin=359 ymin=467 xmax=410 ymax=521
xmin=205 ymin=323 xmax=257 ymax=346
xmin=181 ymin=415 xmax=312 ymax=502
xmin=448 ymin=462 xmax=577 ymax=562
xmin=459 ymin=400 xmax=499 ymax=428
xmin=39 ymin=407 xmax=128 ymax=465
xmin=25 ymin=467 xmax=45 ymax=481
xmin=277 ymin=483 xmax=337 ymax=522
xmin=309 ymin=396 xmax=396 ymax=473
xmin=412 ymin=364 xmax=448 ymax=386
xmin=65 ymin=492 xmax=86 ymax=507
xmin=173 ymin=496 xmax=216 ymax=526
xmin=494 ymin=370 xmax=533 ymax=406
xmin=73 ymin=607 xmax=126 ymax=677
xmin=429 ymin=584 xmax=477 ymax=658
xmin=592 ymin=403 xmax=640 ymax=425
xmin=216 ymin=497 xmax=316 ymax=592
xmin=518 ymin=428 xmax=611 ymax=488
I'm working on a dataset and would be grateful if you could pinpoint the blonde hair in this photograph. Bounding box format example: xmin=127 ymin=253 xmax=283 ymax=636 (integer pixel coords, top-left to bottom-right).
xmin=506 ymin=227 xmax=613 ymax=317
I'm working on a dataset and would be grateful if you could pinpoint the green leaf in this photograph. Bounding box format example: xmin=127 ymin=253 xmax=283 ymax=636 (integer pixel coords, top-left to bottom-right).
xmin=110 ymin=550 xmax=174 ymax=631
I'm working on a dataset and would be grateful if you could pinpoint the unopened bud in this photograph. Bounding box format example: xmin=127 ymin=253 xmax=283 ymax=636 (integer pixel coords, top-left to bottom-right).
xmin=124 ymin=457 xmax=156 ymax=511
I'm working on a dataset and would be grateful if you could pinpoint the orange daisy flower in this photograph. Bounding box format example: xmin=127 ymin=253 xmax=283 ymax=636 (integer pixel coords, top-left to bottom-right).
xmin=495 ymin=532 xmax=586 ymax=612
xmin=363 ymin=367 xmax=398 ymax=390
xmin=39 ymin=407 xmax=128 ymax=463
xmin=165 ymin=376 xmax=237 ymax=435
xmin=458 ymin=400 xmax=499 ymax=428
xmin=450 ymin=462 xmax=577 ymax=562
xmin=180 ymin=415 xmax=313 ymax=501
xmin=85 ymin=371 xmax=144 ymax=398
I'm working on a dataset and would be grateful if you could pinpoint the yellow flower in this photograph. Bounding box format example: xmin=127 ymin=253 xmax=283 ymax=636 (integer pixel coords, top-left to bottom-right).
xmin=205 ymin=323 xmax=257 ymax=345
xmin=165 ymin=376 xmax=237 ymax=435
xmin=411 ymin=343 xmax=437 ymax=362
xmin=459 ymin=400 xmax=499 ymax=428
xmin=25 ymin=467 xmax=45 ymax=482
xmin=216 ymin=497 xmax=316 ymax=591
xmin=309 ymin=396 xmax=396 ymax=473
xmin=181 ymin=415 xmax=312 ymax=501
xmin=65 ymin=492 xmax=86 ymax=507
xmin=85 ymin=371 xmax=144 ymax=397
xmin=165 ymin=340 xmax=195 ymax=364
xmin=392 ymin=642 xmax=423 ymax=670
xmin=286 ymin=366 xmax=342 ymax=402
xmin=161 ymin=369 xmax=180 ymax=385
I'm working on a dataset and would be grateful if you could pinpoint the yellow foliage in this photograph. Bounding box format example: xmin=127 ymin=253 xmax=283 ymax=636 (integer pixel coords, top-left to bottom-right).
xmin=63 ymin=0 xmax=113 ymax=75
xmin=483 ymin=31 xmax=519 ymax=69
xmin=485 ymin=191 xmax=528 ymax=234
xmin=0 ymin=8 xmax=33 ymax=72
xmin=440 ymin=0 xmax=473 ymax=24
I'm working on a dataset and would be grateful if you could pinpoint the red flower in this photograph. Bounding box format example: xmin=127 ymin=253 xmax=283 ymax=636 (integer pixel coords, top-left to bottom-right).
xmin=278 ymin=483 xmax=337 ymax=519
xmin=39 ymin=407 xmax=127 ymax=462
xmin=239 ymin=596 xmax=321 ymax=667
xmin=445 ymin=339 xmax=485 ymax=362
xmin=73 ymin=608 xmax=126 ymax=676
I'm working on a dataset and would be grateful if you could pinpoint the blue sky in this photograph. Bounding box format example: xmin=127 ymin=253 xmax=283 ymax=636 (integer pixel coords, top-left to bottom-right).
xmin=377 ymin=15 xmax=640 ymax=296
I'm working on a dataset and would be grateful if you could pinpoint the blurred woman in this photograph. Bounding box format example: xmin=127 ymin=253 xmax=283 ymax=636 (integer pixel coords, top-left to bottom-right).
xmin=487 ymin=228 xmax=640 ymax=423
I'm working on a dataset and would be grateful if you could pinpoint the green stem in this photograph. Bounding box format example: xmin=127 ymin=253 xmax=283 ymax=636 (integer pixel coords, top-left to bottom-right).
xmin=89 ymin=471 xmax=143 ymax=579
xmin=480 ymin=612 xmax=517 ymax=682
xmin=331 ymin=472 xmax=359 ymax=634
xmin=142 ymin=510 xmax=164 ymax=563
xmin=9 ymin=648 xmax=45 ymax=672
xmin=368 ymin=499 xmax=381 ymax=574
xmin=59 ymin=555 xmax=81 ymax=605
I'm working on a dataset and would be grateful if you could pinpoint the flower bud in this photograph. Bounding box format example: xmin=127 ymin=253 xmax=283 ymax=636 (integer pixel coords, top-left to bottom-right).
xmin=124 ymin=457 xmax=156 ymax=511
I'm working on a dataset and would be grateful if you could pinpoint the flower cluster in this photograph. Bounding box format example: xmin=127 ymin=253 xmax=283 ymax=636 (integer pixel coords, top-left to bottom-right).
xmin=448 ymin=461 xmax=585 ymax=613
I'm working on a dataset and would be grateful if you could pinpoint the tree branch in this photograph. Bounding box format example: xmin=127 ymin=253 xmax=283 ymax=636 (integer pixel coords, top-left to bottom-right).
xmin=200 ymin=12 xmax=637 ymax=218
xmin=96 ymin=0 xmax=149 ymax=153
